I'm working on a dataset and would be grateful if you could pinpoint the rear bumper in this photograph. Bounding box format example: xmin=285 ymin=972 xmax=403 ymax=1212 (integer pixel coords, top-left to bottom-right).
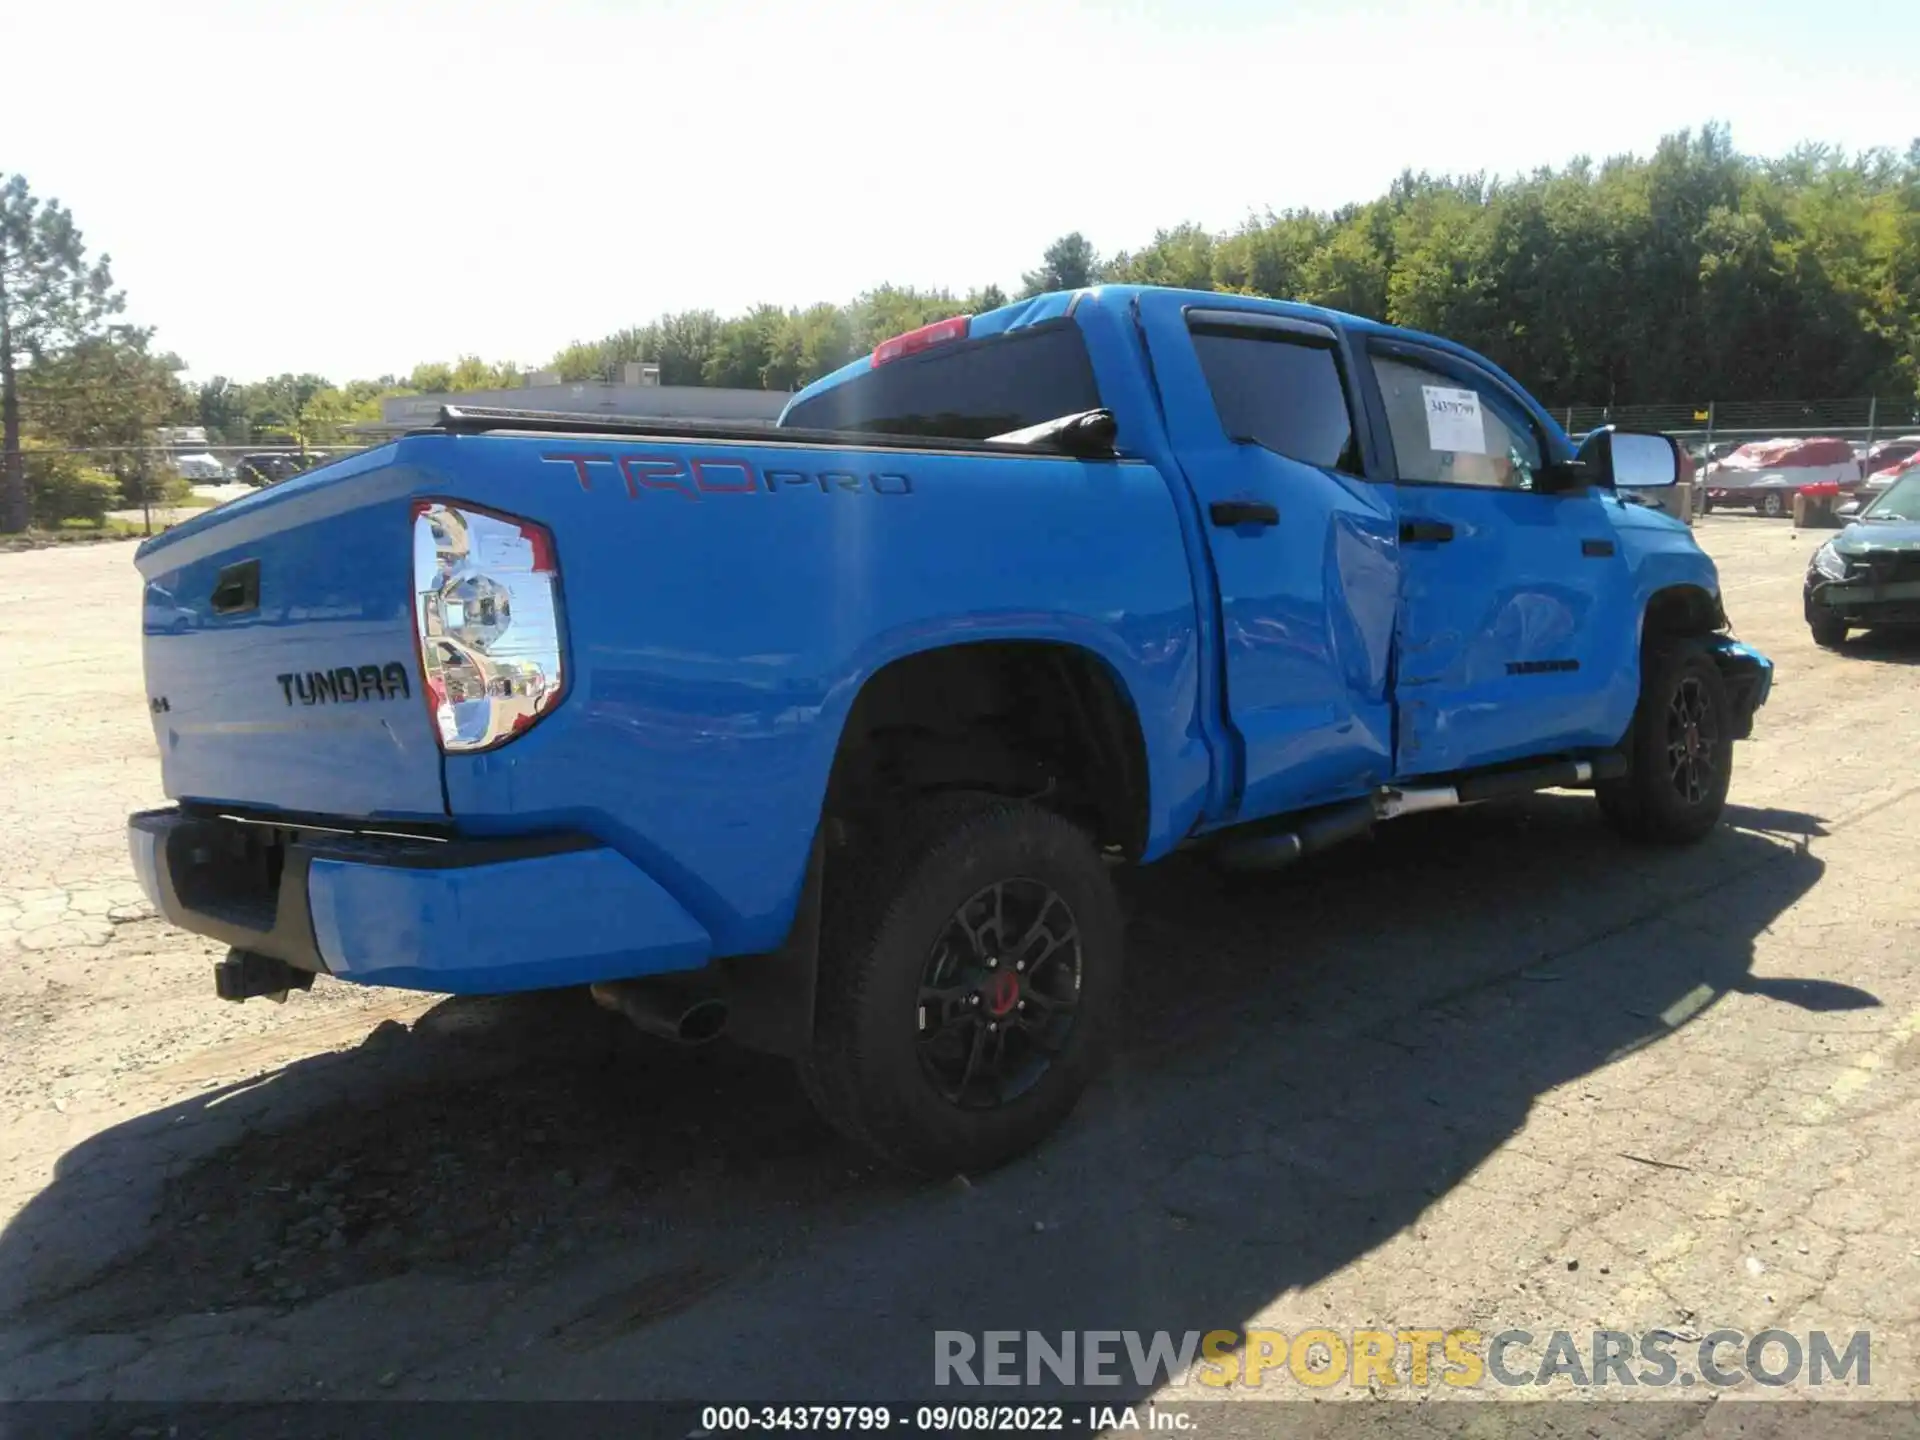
xmin=128 ymin=808 xmax=711 ymax=994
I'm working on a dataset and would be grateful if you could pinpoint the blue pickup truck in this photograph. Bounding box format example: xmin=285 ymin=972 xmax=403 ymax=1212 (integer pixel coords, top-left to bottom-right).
xmin=128 ymin=286 xmax=1772 ymax=1173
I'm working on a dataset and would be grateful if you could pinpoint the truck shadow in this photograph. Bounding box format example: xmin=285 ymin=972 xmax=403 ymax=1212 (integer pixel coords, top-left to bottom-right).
xmin=1838 ymin=628 xmax=1920 ymax=666
xmin=0 ymin=791 xmax=1860 ymax=1401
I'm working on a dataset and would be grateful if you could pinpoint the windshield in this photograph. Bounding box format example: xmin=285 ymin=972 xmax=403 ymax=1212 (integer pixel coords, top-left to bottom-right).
xmin=1863 ymin=473 xmax=1920 ymax=521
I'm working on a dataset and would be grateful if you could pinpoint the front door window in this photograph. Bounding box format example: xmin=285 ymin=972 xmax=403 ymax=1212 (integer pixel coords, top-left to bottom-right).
xmin=1371 ymin=355 xmax=1542 ymax=490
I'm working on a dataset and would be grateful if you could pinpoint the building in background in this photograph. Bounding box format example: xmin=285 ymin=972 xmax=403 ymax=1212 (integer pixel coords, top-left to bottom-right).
xmin=356 ymin=364 xmax=790 ymax=439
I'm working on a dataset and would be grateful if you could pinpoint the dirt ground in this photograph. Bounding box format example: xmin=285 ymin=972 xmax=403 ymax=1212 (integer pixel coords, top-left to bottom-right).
xmin=1 ymin=516 xmax=1916 ymax=1405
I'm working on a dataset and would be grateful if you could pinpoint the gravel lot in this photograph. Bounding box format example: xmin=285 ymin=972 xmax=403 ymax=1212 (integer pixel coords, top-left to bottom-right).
xmin=1 ymin=516 xmax=1916 ymax=1404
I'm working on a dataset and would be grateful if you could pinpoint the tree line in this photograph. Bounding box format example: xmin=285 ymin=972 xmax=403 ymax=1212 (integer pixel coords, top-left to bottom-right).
xmin=5 ymin=124 xmax=1918 ymax=532
xmin=542 ymin=126 xmax=1920 ymax=410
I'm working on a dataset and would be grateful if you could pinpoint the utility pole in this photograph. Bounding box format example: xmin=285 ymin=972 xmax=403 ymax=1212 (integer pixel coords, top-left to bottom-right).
xmin=0 ymin=242 xmax=24 ymax=533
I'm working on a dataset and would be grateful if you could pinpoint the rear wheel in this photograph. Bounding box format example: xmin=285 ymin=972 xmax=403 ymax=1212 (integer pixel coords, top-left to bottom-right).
xmin=1597 ymin=641 xmax=1733 ymax=844
xmin=1808 ymin=611 xmax=1849 ymax=648
xmin=799 ymin=798 xmax=1121 ymax=1175
xmin=1762 ymin=491 xmax=1787 ymax=518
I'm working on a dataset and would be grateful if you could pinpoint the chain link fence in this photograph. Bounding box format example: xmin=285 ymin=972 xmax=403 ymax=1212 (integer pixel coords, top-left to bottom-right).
xmin=1561 ymin=396 xmax=1920 ymax=455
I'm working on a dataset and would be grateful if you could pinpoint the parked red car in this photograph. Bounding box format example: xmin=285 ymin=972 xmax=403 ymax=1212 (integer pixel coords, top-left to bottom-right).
xmin=1702 ymin=437 xmax=1860 ymax=519
xmin=1859 ymin=435 xmax=1920 ymax=480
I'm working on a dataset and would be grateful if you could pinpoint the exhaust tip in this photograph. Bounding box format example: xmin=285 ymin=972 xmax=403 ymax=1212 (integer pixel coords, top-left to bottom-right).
xmin=591 ymin=980 xmax=728 ymax=1045
xmin=677 ymin=999 xmax=729 ymax=1045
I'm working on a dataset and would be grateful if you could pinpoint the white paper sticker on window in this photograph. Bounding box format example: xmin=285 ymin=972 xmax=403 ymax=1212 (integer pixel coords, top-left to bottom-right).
xmin=1422 ymin=385 xmax=1486 ymax=454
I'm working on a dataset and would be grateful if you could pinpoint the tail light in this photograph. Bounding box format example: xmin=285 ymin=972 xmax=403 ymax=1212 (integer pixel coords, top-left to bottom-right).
xmin=871 ymin=314 xmax=969 ymax=366
xmin=411 ymin=501 xmax=565 ymax=752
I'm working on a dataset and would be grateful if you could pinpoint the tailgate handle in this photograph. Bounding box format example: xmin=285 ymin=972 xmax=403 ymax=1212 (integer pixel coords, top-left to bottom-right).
xmin=210 ymin=559 xmax=260 ymax=616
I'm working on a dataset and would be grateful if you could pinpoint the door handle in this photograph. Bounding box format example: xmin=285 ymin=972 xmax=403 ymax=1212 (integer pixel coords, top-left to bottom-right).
xmin=1581 ymin=538 xmax=1616 ymax=557
xmin=1210 ymin=500 xmax=1279 ymax=529
xmin=1399 ymin=518 xmax=1455 ymax=544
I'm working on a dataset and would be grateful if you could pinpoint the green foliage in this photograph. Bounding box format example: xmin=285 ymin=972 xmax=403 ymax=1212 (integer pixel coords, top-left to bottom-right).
xmin=547 ymin=285 xmax=982 ymax=395
xmin=25 ymin=447 xmax=120 ymax=526
xmin=19 ymin=126 xmax=1919 ymax=486
xmin=551 ymin=326 xmax=652 ymax=382
xmin=196 ymin=376 xmax=250 ymax=444
xmin=20 ymin=326 xmax=191 ymax=513
xmin=965 ymin=284 xmax=1010 ymax=313
xmin=702 ymin=304 xmax=787 ymax=388
xmin=249 ymin=373 xmax=335 ymax=451
xmin=26 ymin=328 xmax=191 ymax=441
xmin=1106 ymin=223 xmax=1217 ymax=290
xmin=1020 ymin=232 xmax=1099 ymax=296
xmin=0 ymin=176 xmax=122 ymax=363
xmin=847 ymin=286 xmax=965 ymax=352
xmin=407 ymin=356 xmax=521 ymax=394
xmin=118 ymin=465 xmax=192 ymax=509
xmin=1 ymin=173 xmax=127 ymax=532
xmin=762 ymin=304 xmax=856 ymax=392
xmin=513 ymin=128 xmax=1918 ymax=406
xmin=1086 ymin=127 xmax=1918 ymax=407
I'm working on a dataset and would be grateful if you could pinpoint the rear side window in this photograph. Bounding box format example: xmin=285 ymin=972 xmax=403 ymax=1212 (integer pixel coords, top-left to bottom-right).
xmin=1190 ymin=327 xmax=1361 ymax=474
xmin=782 ymin=321 xmax=1102 ymax=440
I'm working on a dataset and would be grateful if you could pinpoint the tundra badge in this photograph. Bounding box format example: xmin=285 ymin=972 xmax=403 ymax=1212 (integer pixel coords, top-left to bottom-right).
xmin=277 ymin=664 xmax=412 ymax=706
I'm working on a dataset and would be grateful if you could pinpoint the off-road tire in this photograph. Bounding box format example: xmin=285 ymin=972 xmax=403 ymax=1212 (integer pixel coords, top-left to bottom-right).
xmin=797 ymin=797 xmax=1122 ymax=1176
xmin=1596 ymin=640 xmax=1734 ymax=845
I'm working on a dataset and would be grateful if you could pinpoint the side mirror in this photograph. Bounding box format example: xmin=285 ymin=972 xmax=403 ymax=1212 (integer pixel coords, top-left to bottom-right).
xmin=1836 ymin=499 xmax=1862 ymax=521
xmin=1577 ymin=426 xmax=1679 ymax=490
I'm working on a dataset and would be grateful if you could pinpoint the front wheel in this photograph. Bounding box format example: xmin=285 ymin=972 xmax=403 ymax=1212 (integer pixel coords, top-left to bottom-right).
xmin=1808 ymin=611 xmax=1849 ymax=648
xmin=1596 ymin=641 xmax=1734 ymax=845
xmin=799 ymin=798 xmax=1122 ymax=1175
xmin=1762 ymin=492 xmax=1787 ymax=518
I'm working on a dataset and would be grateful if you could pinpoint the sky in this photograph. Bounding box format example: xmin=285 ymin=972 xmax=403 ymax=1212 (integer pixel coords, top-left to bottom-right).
xmin=8 ymin=0 xmax=1917 ymax=384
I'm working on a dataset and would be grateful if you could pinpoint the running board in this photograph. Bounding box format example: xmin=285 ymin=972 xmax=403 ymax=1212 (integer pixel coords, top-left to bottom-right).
xmin=1211 ymin=755 xmax=1627 ymax=871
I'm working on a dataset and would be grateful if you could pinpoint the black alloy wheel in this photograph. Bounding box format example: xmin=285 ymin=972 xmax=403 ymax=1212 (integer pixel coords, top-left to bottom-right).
xmin=916 ymin=879 xmax=1082 ymax=1110
xmin=798 ymin=797 xmax=1121 ymax=1175
xmin=1596 ymin=640 xmax=1734 ymax=845
xmin=1666 ymin=673 xmax=1721 ymax=807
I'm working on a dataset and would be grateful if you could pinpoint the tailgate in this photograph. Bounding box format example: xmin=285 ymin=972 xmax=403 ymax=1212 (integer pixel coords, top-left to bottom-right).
xmin=135 ymin=449 xmax=446 ymax=821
